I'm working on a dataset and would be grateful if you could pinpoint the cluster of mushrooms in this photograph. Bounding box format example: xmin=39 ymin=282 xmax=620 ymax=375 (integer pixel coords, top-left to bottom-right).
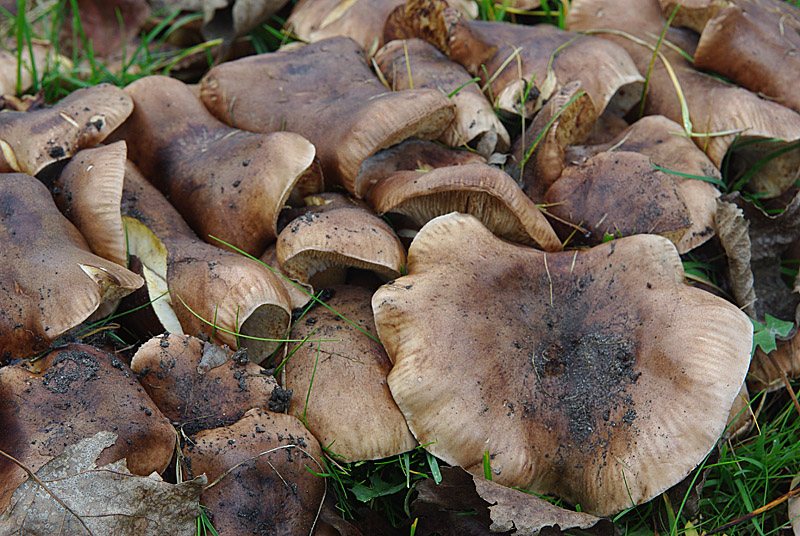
xmin=2 ymin=0 xmax=800 ymax=532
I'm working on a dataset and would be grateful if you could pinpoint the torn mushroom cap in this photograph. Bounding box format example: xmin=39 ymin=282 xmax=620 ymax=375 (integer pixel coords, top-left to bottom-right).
xmin=373 ymin=212 xmax=752 ymax=516
xmin=120 ymin=158 xmax=293 ymax=362
xmin=283 ymin=285 xmax=417 ymax=461
xmin=544 ymin=151 xmax=692 ymax=246
xmin=512 ymin=80 xmax=597 ymax=201
xmin=566 ymin=0 xmax=800 ymax=199
xmin=0 ymin=83 xmax=132 ymax=175
xmin=0 ymin=343 xmax=175 ymax=512
xmin=383 ymin=0 xmax=643 ymax=119
xmin=375 ymin=38 xmax=510 ymax=156
xmin=0 ymin=173 xmax=142 ymax=361
xmin=114 ymin=74 xmax=317 ymax=256
xmin=277 ymin=197 xmax=406 ymax=287
xmin=367 ymin=163 xmax=562 ymax=251
xmin=131 ymin=333 xmax=284 ymax=435
xmin=565 ymin=115 xmax=722 ymax=254
xmin=691 ymin=1 xmax=800 ymax=114
xmin=199 ymin=36 xmax=455 ymax=198
xmin=52 ymin=140 xmax=128 ymax=267
xmin=183 ymin=407 xmax=325 ymax=536
xmin=355 ymin=139 xmax=485 ymax=199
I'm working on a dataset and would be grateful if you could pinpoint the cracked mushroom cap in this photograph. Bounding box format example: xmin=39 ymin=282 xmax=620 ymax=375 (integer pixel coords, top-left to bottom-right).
xmin=277 ymin=199 xmax=406 ymax=287
xmin=375 ymin=38 xmax=510 ymax=156
xmin=372 ymin=212 xmax=751 ymax=516
xmin=120 ymin=157 xmax=293 ymax=362
xmin=113 ymin=75 xmax=318 ymax=256
xmin=0 ymin=344 xmax=176 ymax=513
xmin=0 ymin=83 xmax=132 ymax=175
xmin=565 ymin=115 xmax=722 ymax=253
xmin=131 ymin=333 xmax=287 ymax=435
xmin=367 ymin=162 xmax=562 ymax=250
xmin=183 ymin=407 xmax=325 ymax=536
xmin=199 ymin=36 xmax=455 ymax=198
xmin=283 ymin=285 xmax=417 ymax=461
xmin=543 ymin=151 xmax=692 ymax=246
xmin=0 ymin=173 xmax=142 ymax=361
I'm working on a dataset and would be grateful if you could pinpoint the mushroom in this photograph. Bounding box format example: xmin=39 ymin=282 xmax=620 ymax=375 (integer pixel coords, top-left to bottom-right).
xmin=283 ymin=284 xmax=417 ymax=461
xmin=0 ymin=172 xmax=142 ymax=361
xmin=366 ymin=162 xmax=562 ymax=250
xmin=0 ymin=83 xmax=132 ymax=175
xmin=383 ymin=0 xmax=644 ymax=119
xmin=543 ymin=151 xmax=692 ymax=246
xmin=374 ymin=38 xmax=510 ymax=156
xmin=567 ymin=0 xmax=800 ymax=198
xmin=277 ymin=195 xmax=406 ymax=287
xmin=0 ymin=343 xmax=176 ymax=513
xmin=131 ymin=333 xmax=288 ymax=435
xmin=183 ymin=407 xmax=326 ymax=536
xmin=373 ymin=212 xmax=751 ymax=516
xmin=112 ymin=74 xmax=318 ymax=256
xmin=199 ymin=36 xmax=455 ymax=198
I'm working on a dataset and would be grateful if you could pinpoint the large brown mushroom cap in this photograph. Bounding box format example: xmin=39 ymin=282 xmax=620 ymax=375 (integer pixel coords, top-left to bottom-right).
xmin=114 ymin=74 xmax=317 ymax=256
xmin=284 ymin=285 xmax=417 ymax=461
xmin=373 ymin=212 xmax=752 ymax=516
xmin=0 ymin=344 xmax=176 ymax=513
xmin=0 ymin=83 xmax=132 ymax=175
xmin=199 ymin=36 xmax=455 ymax=198
xmin=366 ymin=162 xmax=562 ymax=250
xmin=184 ymin=407 xmax=325 ymax=536
xmin=0 ymin=173 xmax=142 ymax=361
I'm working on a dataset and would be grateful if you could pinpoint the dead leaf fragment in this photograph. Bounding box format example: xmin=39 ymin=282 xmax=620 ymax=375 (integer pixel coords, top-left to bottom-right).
xmin=0 ymin=431 xmax=204 ymax=536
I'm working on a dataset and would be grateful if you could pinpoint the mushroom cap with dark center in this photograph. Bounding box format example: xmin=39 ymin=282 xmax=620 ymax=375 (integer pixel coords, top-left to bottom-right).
xmin=0 ymin=344 xmax=175 ymax=513
xmin=0 ymin=173 xmax=142 ymax=361
xmin=0 ymin=83 xmax=132 ymax=175
xmin=373 ymin=212 xmax=751 ymax=516
xmin=199 ymin=36 xmax=455 ymax=197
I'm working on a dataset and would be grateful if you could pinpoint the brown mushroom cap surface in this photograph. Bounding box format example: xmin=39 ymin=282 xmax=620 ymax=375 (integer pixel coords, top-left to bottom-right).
xmin=367 ymin=162 xmax=562 ymax=250
xmin=0 ymin=344 xmax=176 ymax=512
xmin=113 ymin=75 xmax=317 ymax=256
xmin=199 ymin=36 xmax=455 ymax=197
xmin=0 ymin=173 xmax=142 ymax=361
xmin=131 ymin=333 xmax=285 ymax=435
xmin=0 ymin=83 xmax=132 ymax=175
xmin=544 ymin=151 xmax=692 ymax=246
xmin=184 ymin=407 xmax=325 ymax=536
xmin=284 ymin=285 xmax=417 ymax=461
xmin=373 ymin=212 xmax=751 ymax=516
xmin=375 ymin=38 xmax=510 ymax=155
xmin=277 ymin=201 xmax=406 ymax=287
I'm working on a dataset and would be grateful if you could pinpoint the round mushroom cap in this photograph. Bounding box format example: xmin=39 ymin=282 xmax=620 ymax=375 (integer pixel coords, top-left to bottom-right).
xmin=0 ymin=83 xmax=133 ymax=175
xmin=0 ymin=343 xmax=176 ymax=513
xmin=373 ymin=212 xmax=752 ymax=516
xmin=184 ymin=407 xmax=325 ymax=536
xmin=284 ymin=285 xmax=417 ymax=461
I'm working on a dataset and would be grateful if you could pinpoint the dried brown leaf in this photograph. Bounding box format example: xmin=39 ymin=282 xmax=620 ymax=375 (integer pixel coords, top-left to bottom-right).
xmin=0 ymin=431 xmax=204 ymax=536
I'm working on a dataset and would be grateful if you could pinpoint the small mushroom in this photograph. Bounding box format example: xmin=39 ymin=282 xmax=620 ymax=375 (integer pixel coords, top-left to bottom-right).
xmin=112 ymin=74 xmax=318 ymax=256
xmin=0 ymin=83 xmax=132 ymax=175
xmin=277 ymin=196 xmax=406 ymax=287
xmin=199 ymin=36 xmax=455 ymax=198
xmin=373 ymin=212 xmax=751 ymax=516
xmin=283 ymin=285 xmax=417 ymax=461
xmin=366 ymin=162 xmax=562 ymax=250
xmin=183 ymin=407 xmax=325 ymax=536
xmin=0 ymin=343 xmax=176 ymax=512
xmin=0 ymin=173 xmax=142 ymax=361
xmin=375 ymin=38 xmax=510 ymax=156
